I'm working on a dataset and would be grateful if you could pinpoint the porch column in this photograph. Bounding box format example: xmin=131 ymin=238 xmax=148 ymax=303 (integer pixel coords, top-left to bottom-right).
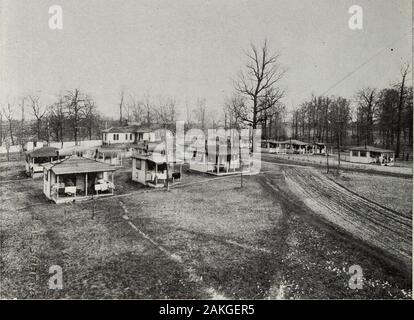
xmin=180 ymin=164 xmax=183 ymax=181
xmin=155 ymin=164 xmax=158 ymax=184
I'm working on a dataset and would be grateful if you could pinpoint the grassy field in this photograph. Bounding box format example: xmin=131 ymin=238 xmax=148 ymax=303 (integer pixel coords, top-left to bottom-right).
xmin=0 ymin=159 xmax=412 ymax=299
xmin=332 ymin=171 xmax=412 ymax=216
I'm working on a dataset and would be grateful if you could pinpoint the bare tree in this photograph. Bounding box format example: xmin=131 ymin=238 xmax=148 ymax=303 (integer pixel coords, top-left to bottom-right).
xmin=18 ymin=98 xmax=26 ymax=159
xmin=224 ymin=94 xmax=245 ymax=130
xmin=2 ymin=104 xmax=15 ymax=145
xmin=154 ymin=96 xmax=177 ymax=124
xmin=83 ymin=98 xmax=100 ymax=140
xmin=143 ymin=94 xmax=153 ymax=126
xmin=395 ymin=63 xmax=410 ymax=158
xmin=127 ymin=94 xmax=146 ymax=125
xmin=194 ymin=98 xmax=207 ymax=130
xmin=48 ymin=96 xmax=66 ymax=146
xmin=233 ymin=40 xmax=285 ymax=132
xmin=64 ymin=89 xmax=88 ymax=145
xmin=29 ymin=95 xmax=47 ymax=141
xmin=119 ymin=90 xmax=125 ymax=126
xmin=355 ymin=87 xmax=378 ymax=146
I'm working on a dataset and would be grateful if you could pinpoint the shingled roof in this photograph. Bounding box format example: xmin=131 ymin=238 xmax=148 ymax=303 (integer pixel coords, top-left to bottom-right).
xmin=42 ymin=156 xmax=116 ymax=175
xmin=102 ymin=125 xmax=152 ymax=133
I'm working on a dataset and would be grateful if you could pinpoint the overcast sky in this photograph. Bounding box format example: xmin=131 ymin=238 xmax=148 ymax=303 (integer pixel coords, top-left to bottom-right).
xmin=1 ymin=0 xmax=412 ymax=120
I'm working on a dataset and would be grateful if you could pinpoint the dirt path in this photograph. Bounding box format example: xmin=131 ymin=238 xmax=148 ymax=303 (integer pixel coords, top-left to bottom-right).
xmin=282 ymin=166 xmax=412 ymax=271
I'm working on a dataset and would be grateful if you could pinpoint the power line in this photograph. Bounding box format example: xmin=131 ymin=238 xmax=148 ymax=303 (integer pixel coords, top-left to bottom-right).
xmin=321 ymin=31 xmax=411 ymax=96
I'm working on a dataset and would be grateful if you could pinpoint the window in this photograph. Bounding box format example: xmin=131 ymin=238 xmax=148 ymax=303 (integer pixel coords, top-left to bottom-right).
xmin=130 ymin=133 xmax=133 ymax=140
xmin=104 ymin=133 xmax=107 ymax=141
xmin=125 ymin=134 xmax=128 ymax=140
xmin=360 ymin=151 xmax=367 ymax=157
xmin=352 ymin=150 xmax=358 ymax=156
xmin=113 ymin=134 xmax=119 ymax=141
xmin=135 ymin=159 xmax=142 ymax=170
xmin=45 ymin=170 xmax=48 ymax=181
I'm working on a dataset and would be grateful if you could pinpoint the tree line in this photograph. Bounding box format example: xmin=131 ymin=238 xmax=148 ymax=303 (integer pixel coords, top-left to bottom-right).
xmin=0 ymin=89 xmax=101 ymax=149
xmin=291 ymin=64 xmax=412 ymax=158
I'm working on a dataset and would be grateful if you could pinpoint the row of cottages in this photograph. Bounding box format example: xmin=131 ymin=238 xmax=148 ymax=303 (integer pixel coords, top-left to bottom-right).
xmin=349 ymin=146 xmax=395 ymax=165
xmin=42 ymin=156 xmax=116 ymax=204
xmin=261 ymin=139 xmax=330 ymax=155
xmin=261 ymin=139 xmax=318 ymax=154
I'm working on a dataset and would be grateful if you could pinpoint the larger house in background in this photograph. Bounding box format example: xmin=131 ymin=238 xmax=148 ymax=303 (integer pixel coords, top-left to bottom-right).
xmin=101 ymin=125 xmax=175 ymax=146
xmin=25 ymin=146 xmax=60 ymax=177
xmin=42 ymin=156 xmax=116 ymax=204
xmin=102 ymin=125 xmax=155 ymax=145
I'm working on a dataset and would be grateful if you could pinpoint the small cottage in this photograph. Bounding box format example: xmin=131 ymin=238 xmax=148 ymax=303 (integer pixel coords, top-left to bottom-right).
xmin=42 ymin=156 xmax=116 ymax=203
xmin=131 ymin=153 xmax=183 ymax=188
xmin=25 ymin=146 xmax=60 ymax=177
xmin=349 ymin=146 xmax=395 ymax=165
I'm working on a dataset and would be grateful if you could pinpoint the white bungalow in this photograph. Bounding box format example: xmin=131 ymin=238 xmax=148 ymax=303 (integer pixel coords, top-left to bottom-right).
xmin=131 ymin=153 xmax=183 ymax=188
xmin=25 ymin=146 xmax=60 ymax=177
xmin=349 ymin=146 xmax=395 ymax=165
xmin=42 ymin=156 xmax=116 ymax=204
xmin=102 ymin=125 xmax=155 ymax=145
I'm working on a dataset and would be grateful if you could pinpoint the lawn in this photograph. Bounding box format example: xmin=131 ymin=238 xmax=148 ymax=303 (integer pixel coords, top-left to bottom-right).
xmin=332 ymin=171 xmax=412 ymax=217
xmin=0 ymin=160 xmax=411 ymax=299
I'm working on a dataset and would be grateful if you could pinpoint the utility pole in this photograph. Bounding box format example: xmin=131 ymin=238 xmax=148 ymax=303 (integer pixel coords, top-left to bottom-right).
xmin=239 ymin=130 xmax=243 ymax=188
xmin=326 ymin=147 xmax=329 ymax=173
xmin=336 ymin=113 xmax=341 ymax=175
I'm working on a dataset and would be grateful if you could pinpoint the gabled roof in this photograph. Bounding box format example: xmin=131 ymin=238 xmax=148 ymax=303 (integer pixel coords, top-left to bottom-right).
xmin=42 ymin=156 xmax=116 ymax=175
xmin=102 ymin=124 xmax=158 ymax=134
xmin=27 ymin=146 xmax=59 ymax=157
xmin=349 ymin=146 xmax=395 ymax=153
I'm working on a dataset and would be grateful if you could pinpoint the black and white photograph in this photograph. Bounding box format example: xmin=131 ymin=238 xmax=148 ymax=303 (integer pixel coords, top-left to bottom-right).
xmin=0 ymin=0 xmax=412 ymax=304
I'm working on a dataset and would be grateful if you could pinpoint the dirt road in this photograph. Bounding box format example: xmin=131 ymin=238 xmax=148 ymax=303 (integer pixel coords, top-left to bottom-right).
xmin=281 ymin=166 xmax=412 ymax=271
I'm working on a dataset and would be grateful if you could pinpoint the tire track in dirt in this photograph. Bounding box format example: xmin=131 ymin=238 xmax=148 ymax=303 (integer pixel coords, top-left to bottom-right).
xmin=118 ymin=200 xmax=231 ymax=299
xmin=282 ymin=167 xmax=412 ymax=269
